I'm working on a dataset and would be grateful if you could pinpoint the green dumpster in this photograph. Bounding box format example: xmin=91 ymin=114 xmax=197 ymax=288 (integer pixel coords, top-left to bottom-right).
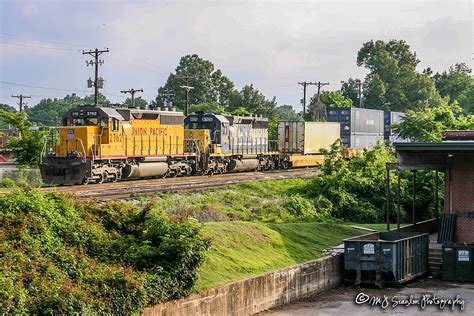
xmin=344 ymin=231 xmax=429 ymax=287
xmin=442 ymin=243 xmax=474 ymax=282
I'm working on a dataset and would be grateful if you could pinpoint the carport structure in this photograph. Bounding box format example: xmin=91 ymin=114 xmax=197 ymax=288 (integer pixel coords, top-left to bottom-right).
xmin=389 ymin=132 xmax=474 ymax=243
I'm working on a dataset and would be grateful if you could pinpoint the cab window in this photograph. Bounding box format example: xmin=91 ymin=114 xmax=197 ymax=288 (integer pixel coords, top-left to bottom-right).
xmin=112 ymin=118 xmax=119 ymax=131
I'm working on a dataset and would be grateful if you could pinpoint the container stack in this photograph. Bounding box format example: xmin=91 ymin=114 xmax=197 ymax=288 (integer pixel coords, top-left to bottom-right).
xmin=384 ymin=111 xmax=405 ymax=143
xmin=327 ymin=107 xmax=384 ymax=149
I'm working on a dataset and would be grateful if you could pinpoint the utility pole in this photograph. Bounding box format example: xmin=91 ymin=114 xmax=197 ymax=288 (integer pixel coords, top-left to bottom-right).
xmin=179 ymin=85 xmax=194 ymax=116
xmin=159 ymin=89 xmax=175 ymax=109
xmin=176 ymin=75 xmax=197 ymax=116
xmin=11 ymin=94 xmax=31 ymax=112
xmin=121 ymin=88 xmax=144 ymax=108
xmin=316 ymin=81 xmax=330 ymax=100
xmin=355 ymin=80 xmax=363 ymax=108
xmin=298 ymin=81 xmax=329 ymax=114
xmin=82 ymin=48 xmax=109 ymax=106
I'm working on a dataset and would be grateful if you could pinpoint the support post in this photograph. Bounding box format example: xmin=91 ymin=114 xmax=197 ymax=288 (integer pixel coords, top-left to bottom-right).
xmin=412 ymin=171 xmax=416 ymax=224
xmin=435 ymin=170 xmax=439 ymax=218
xmin=397 ymin=169 xmax=401 ymax=231
xmin=386 ymin=168 xmax=390 ymax=231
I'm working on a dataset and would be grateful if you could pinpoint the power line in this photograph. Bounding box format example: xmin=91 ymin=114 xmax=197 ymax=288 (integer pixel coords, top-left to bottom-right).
xmin=0 ymin=80 xmax=85 ymax=93
xmin=0 ymin=41 xmax=81 ymax=51
xmin=0 ymin=80 xmax=120 ymax=98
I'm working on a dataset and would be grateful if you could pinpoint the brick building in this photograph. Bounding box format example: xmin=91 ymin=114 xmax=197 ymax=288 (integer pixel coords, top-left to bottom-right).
xmin=394 ymin=132 xmax=474 ymax=243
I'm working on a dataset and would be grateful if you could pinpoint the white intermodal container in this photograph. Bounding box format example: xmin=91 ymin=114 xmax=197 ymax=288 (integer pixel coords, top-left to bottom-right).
xmin=278 ymin=121 xmax=340 ymax=154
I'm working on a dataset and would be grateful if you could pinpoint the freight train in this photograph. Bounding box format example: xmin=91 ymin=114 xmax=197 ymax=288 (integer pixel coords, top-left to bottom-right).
xmin=40 ymin=104 xmax=403 ymax=185
xmin=40 ymin=105 xmax=336 ymax=185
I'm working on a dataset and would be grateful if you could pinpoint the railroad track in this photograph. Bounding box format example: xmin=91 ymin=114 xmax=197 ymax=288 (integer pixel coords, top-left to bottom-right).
xmin=35 ymin=168 xmax=320 ymax=201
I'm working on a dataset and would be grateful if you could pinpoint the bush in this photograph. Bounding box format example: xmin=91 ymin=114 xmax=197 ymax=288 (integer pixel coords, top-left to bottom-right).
xmin=0 ymin=189 xmax=210 ymax=314
xmin=308 ymin=141 xmax=443 ymax=223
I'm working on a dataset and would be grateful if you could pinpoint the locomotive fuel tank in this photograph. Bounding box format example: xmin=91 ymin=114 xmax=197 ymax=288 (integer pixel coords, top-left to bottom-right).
xmin=226 ymin=158 xmax=260 ymax=172
xmin=122 ymin=162 xmax=169 ymax=178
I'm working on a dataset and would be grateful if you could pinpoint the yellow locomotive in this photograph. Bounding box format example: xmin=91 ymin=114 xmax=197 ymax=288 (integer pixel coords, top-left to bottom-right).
xmin=40 ymin=104 xmax=341 ymax=185
xmin=41 ymin=105 xmax=198 ymax=185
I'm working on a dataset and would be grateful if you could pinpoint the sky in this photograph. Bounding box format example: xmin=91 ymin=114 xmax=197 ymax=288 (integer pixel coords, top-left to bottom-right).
xmin=0 ymin=0 xmax=472 ymax=111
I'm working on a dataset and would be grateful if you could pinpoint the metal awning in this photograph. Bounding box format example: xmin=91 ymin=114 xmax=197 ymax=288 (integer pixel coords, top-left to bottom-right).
xmin=394 ymin=141 xmax=474 ymax=170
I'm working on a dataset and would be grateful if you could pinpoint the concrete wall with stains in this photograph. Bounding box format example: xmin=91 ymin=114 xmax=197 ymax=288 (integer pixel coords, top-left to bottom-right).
xmin=143 ymin=254 xmax=343 ymax=316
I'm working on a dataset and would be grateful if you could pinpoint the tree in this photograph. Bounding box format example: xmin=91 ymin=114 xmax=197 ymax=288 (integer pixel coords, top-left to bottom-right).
xmin=229 ymin=84 xmax=277 ymax=118
xmin=0 ymin=103 xmax=17 ymax=128
xmin=433 ymin=63 xmax=474 ymax=113
xmin=0 ymin=110 xmax=48 ymax=166
xmin=188 ymin=102 xmax=226 ymax=114
xmin=356 ymin=39 xmax=441 ymax=111
xmin=392 ymin=98 xmax=474 ymax=142
xmin=156 ymin=54 xmax=236 ymax=110
xmin=25 ymin=94 xmax=110 ymax=126
xmin=319 ymin=91 xmax=352 ymax=108
xmin=274 ymin=105 xmax=301 ymax=121
xmin=230 ymin=106 xmax=251 ymax=116
xmin=124 ymin=97 xmax=148 ymax=109
xmin=340 ymin=78 xmax=361 ymax=105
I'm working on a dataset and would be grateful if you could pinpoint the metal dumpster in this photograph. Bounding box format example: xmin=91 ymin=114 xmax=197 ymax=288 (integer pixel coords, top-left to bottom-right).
xmin=442 ymin=243 xmax=474 ymax=282
xmin=344 ymin=231 xmax=429 ymax=287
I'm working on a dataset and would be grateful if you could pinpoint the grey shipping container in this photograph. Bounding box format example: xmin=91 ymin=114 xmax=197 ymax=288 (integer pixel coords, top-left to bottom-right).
xmin=344 ymin=231 xmax=429 ymax=287
xmin=328 ymin=107 xmax=385 ymax=135
xmin=384 ymin=111 xmax=405 ymax=140
xmin=341 ymin=133 xmax=384 ymax=149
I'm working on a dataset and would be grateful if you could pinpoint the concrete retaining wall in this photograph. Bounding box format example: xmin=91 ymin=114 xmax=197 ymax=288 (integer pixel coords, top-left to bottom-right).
xmin=144 ymin=254 xmax=343 ymax=316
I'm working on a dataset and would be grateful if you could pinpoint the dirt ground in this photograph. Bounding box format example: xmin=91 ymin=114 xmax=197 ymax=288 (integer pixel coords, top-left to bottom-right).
xmin=259 ymin=278 xmax=473 ymax=315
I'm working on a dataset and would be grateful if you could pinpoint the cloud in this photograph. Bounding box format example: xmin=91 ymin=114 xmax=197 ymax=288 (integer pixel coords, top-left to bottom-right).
xmin=19 ymin=3 xmax=39 ymax=17
xmin=2 ymin=0 xmax=472 ymax=107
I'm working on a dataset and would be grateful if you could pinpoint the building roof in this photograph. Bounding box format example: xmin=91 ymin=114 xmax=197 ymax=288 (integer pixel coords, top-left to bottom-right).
xmin=394 ymin=141 xmax=474 ymax=170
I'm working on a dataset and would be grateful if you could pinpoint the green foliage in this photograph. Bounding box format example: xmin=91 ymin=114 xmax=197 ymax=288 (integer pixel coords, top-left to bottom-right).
xmin=124 ymin=97 xmax=148 ymax=110
xmin=392 ymin=98 xmax=474 ymax=142
xmin=231 ymin=106 xmax=251 ymax=116
xmin=355 ymin=39 xmax=441 ymax=111
xmin=306 ymin=91 xmax=352 ymax=121
xmin=340 ymin=78 xmax=362 ymax=105
xmin=433 ymin=63 xmax=474 ymax=113
xmin=319 ymin=91 xmax=353 ymax=108
xmin=156 ymin=54 xmax=235 ymax=109
xmin=0 ymin=103 xmax=17 ymax=128
xmin=0 ymin=167 xmax=43 ymax=188
xmin=0 ymin=110 xmax=49 ymax=166
xmin=25 ymin=94 xmax=110 ymax=126
xmin=309 ymin=142 xmax=443 ymax=223
xmin=274 ymin=105 xmax=301 ymax=121
xmin=189 ymin=102 xmax=226 ymax=114
xmin=229 ymin=84 xmax=277 ymax=118
xmin=284 ymin=194 xmax=330 ymax=221
xmin=0 ymin=189 xmax=210 ymax=314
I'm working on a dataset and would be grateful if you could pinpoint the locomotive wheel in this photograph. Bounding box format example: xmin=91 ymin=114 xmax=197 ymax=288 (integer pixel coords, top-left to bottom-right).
xmin=111 ymin=173 xmax=119 ymax=182
xmin=82 ymin=178 xmax=90 ymax=185
xmin=96 ymin=173 xmax=105 ymax=184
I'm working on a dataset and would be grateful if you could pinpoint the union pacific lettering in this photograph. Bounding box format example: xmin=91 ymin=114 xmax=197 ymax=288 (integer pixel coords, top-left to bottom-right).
xmin=132 ymin=127 xmax=168 ymax=136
